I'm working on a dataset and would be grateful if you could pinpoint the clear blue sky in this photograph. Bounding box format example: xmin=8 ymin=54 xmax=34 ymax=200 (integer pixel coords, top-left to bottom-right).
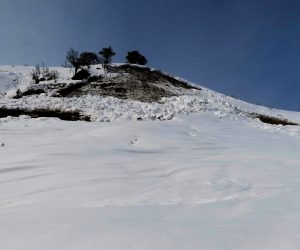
xmin=0 ymin=0 xmax=299 ymax=110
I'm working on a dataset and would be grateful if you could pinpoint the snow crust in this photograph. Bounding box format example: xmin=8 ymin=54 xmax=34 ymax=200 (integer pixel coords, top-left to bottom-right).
xmin=0 ymin=65 xmax=300 ymax=249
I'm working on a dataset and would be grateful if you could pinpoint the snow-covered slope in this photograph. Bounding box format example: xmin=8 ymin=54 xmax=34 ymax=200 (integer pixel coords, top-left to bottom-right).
xmin=0 ymin=64 xmax=300 ymax=250
xmin=0 ymin=65 xmax=74 ymax=96
xmin=0 ymin=64 xmax=299 ymax=126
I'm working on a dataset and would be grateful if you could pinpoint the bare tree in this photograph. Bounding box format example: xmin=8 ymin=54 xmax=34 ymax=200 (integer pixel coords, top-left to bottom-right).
xmin=48 ymin=70 xmax=59 ymax=82
xmin=31 ymin=64 xmax=59 ymax=83
xmin=31 ymin=64 xmax=41 ymax=84
xmin=65 ymin=48 xmax=80 ymax=75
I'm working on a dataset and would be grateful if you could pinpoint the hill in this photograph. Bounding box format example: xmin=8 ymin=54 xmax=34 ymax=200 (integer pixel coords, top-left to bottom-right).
xmin=0 ymin=64 xmax=299 ymax=125
xmin=0 ymin=64 xmax=300 ymax=250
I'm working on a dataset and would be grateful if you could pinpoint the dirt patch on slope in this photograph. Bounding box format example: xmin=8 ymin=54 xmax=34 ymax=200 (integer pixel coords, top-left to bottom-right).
xmin=108 ymin=64 xmax=201 ymax=90
xmin=62 ymin=64 xmax=201 ymax=102
xmin=251 ymin=113 xmax=298 ymax=126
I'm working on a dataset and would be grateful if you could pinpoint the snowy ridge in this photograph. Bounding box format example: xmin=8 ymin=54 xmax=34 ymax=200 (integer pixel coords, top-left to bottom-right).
xmin=1 ymin=64 xmax=299 ymax=125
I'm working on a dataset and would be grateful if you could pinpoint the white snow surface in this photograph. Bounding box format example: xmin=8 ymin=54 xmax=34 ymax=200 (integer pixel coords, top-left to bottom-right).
xmin=0 ymin=65 xmax=74 ymax=97
xmin=0 ymin=65 xmax=300 ymax=249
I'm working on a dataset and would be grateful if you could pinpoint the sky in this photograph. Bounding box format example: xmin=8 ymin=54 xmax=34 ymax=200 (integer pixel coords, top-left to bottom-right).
xmin=0 ymin=0 xmax=299 ymax=111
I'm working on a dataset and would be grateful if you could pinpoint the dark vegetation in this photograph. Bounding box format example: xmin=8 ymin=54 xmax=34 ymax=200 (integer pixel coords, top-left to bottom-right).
xmin=0 ymin=107 xmax=90 ymax=122
xmin=31 ymin=64 xmax=59 ymax=84
xmin=99 ymin=46 xmax=116 ymax=64
xmin=17 ymin=82 xmax=73 ymax=98
xmin=126 ymin=50 xmax=147 ymax=65
xmin=78 ymin=52 xmax=101 ymax=66
xmin=252 ymin=113 xmax=298 ymax=126
xmin=65 ymin=49 xmax=101 ymax=74
xmin=56 ymin=81 xmax=88 ymax=97
xmin=71 ymin=68 xmax=91 ymax=80
xmin=31 ymin=46 xmax=148 ymax=86
xmin=63 ymin=47 xmax=147 ymax=78
xmin=18 ymin=88 xmax=45 ymax=97
xmin=65 ymin=48 xmax=80 ymax=74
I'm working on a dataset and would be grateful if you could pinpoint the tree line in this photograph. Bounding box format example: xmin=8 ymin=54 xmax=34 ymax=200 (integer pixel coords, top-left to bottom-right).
xmin=65 ymin=46 xmax=148 ymax=74
xmin=30 ymin=46 xmax=148 ymax=84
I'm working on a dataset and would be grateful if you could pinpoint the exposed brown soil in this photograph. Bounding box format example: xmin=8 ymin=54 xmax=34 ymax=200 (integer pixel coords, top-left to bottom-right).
xmin=62 ymin=64 xmax=201 ymax=102
xmin=16 ymin=64 xmax=202 ymax=103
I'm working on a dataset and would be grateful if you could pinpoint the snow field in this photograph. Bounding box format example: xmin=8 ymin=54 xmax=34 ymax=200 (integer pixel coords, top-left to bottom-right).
xmin=0 ymin=113 xmax=300 ymax=249
xmin=1 ymin=65 xmax=300 ymax=249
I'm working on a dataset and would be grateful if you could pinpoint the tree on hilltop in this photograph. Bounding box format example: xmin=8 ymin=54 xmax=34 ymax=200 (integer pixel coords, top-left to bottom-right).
xmin=78 ymin=52 xmax=101 ymax=66
xmin=99 ymin=46 xmax=116 ymax=64
xmin=125 ymin=50 xmax=147 ymax=65
xmin=65 ymin=48 xmax=80 ymax=74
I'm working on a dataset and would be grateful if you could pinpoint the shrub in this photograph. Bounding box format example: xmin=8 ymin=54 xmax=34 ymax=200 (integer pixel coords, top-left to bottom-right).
xmin=71 ymin=68 xmax=91 ymax=80
xmin=125 ymin=50 xmax=147 ymax=65
xmin=48 ymin=70 xmax=59 ymax=82
xmin=31 ymin=64 xmax=41 ymax=84
xmin=31 ymin=64 xmax=59 ymax=84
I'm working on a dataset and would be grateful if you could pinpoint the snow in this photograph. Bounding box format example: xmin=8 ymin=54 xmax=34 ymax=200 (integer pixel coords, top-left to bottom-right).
xmin=0 ymin=65 xmax=300 ymax=249
xmin=0 ymin=65 xmax=74 ymax=97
